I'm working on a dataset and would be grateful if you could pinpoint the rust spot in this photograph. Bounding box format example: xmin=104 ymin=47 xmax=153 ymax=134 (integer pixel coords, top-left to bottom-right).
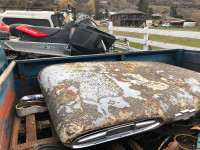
xmin=171 ymin=80 xmax=182 ymax=83
xmin=119 ymin=110 xmax=131 ymax=119
xmin=67 ymin=90 xmax=78 ymax=100
xmin=106 ymin=69 xmax=111 ymax=72
xmin=146 ymin=99 xmax=160 ymax=109
xmin=66 ymin=131 xmax=75 ymax=136
xmin=77 ymin=101 xmax=81 ymax=106
xmin=154 ymin=104 xmax=160 ymax=109
xmin=146 ymin=99 xmax=154 ymax=105
xmin=103 ymin=91 xmax=108 ymax=95
xmin=116 ymin=78 xmax=127 ymax=82
xmin=58 ymin=84 xmax=70 ymax=89
xmin=149 ymin=69 xmax=155 ymax=73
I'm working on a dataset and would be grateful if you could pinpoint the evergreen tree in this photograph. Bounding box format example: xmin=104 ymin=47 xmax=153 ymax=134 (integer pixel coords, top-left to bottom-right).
xmin=95 ymin=0 xmax=103 ymax=20
xmin=148 ymin=7 xmax=153 ymax=18
xmin=170 ymin=5 xmax=177 ymax=17
xmin=137 ymin=0 xmax=153 ymax=18
xmin=137 ymin=0 xmax=149 ymax=13
xmin=105 ymin=7 xmax=109 ymax=18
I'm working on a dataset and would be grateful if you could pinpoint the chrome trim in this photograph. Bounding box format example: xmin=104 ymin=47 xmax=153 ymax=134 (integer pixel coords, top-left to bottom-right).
xmin=174 ymin=109 xmax=196 ymax=121
xmin=20 ymin=94 xmax=44 ymax=101
xmin=101 ymin=40 xmax=107 ymax=52
xmin=71 ymin=119 xmax=162 ymax=149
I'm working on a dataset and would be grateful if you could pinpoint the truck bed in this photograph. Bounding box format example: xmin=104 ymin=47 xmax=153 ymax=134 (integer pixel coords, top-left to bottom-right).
xmin=1 ymin=40 xmax=200 ymax=149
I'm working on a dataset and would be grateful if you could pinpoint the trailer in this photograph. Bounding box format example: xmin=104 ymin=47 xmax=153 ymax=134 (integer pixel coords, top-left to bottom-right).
xmin=1 ymin=40 xmax=200 ymax=150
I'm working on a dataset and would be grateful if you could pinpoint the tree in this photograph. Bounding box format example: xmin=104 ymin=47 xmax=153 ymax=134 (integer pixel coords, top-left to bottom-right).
xmin=170 ymin=5 xmax=177 ymax=17
xmin=105 ymin=7 xmax=109 ymax=18
xmin=137 ymin=0 xmax=153 ymax=19
xmin=59 ymin=0 xmax=75 ymax=11
xmin=95 ymin=0 xmax=103 ymax=20
xmin=190 ymin=12 xmax=200 ymax=26
xmin=87 ymin=0 xmax=95 ymax=16
xmin=15 ymin=0 xmax=26 ymax=7
xmin=137 ymin=0 xmax=149 ymax=13
xmin=148 ymin=7 xmax=153 ymax=18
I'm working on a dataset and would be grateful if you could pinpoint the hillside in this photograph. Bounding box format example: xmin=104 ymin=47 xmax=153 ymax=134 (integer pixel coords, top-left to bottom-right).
xmin=1 ymin=0 xmax=199 ymax=22
xmin=104 ymin=0 xmax=200 ymax=21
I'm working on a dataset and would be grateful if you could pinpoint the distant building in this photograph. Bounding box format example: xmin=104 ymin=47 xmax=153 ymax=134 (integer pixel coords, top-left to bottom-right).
xmin=100 ymin=1 xmax=108 ymax=5
xmin=111 ymin=8 xmax=146 ymax=27
xmin=54 ymin=0 xmax=60 ymax=4
xmin=152 ymin=13 xmax=161 ymax=20
xmin=183 ymin=21 xmax=196 ymax=28
xmin=163 ymin=16 xmax=185 ymax=27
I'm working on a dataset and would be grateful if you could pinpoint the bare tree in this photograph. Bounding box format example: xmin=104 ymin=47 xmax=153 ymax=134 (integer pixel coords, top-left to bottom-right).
xmin=190 ymin=12 xmax=200 ymax=26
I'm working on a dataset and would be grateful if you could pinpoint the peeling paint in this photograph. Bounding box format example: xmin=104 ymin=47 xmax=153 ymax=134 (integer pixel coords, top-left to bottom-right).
xmin=185 ymin=78 xmax=200 ymax=94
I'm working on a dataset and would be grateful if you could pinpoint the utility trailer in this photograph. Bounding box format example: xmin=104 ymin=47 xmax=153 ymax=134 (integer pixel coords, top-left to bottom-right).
xmin=1 ymin=40 xmax=200 ymax=150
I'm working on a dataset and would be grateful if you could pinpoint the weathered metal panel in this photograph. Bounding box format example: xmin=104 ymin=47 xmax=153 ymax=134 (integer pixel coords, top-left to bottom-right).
xmin=0 ymin=42 xmax=17 ymax=150
xmin=0 ymin=41 xmax=8 ymax=76
xmin=16 ymin=49 xmax=178 ymax=79
xmin=183 ymin=51 xmax=200 ymax=66
xmin=0 ymin=72 xmax=16 ymax=150
xmin=183 ymin=51 xmax=200 ymax=72
xmin=38 ymin=61 xmax=200 ymax=146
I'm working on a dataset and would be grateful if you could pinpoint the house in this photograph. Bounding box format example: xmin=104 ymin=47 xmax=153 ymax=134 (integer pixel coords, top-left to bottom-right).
xmin=111 ymin=8 xmax=146 ymax=27
xmin=163 ymin=16 xmax=185 ymax=27
xmin=152 ymin=13 xmax=161 ymax=20
xmin=183 ymin=20 xmax=196 ymax=28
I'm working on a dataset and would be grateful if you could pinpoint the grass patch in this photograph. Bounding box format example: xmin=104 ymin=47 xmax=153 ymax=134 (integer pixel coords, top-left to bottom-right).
xmin=113 ymin=30 xmax=200 ymax=48
xmin=150 ymin=27 xmax=200 ymax=32
xmin=116 ymin=40 xmax=162 ymax=50
xmin=98 ymin=26 xmax=107 ymax=31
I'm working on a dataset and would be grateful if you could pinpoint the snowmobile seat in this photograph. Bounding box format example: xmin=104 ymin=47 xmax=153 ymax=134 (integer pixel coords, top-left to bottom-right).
xmin=10 ymin=24 xmax=61 ymax=37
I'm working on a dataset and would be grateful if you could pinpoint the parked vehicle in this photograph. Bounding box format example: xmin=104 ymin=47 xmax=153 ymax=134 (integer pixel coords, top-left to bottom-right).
xmin=162 ymin=23 xmax=171 ymax=27
xmin=0 ymin=10 xmax=66 ymax=27
xmin=1 ymin=42 xmax=200 ymax=149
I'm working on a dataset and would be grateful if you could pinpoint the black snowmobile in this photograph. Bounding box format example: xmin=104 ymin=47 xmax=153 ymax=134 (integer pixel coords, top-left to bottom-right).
xmin=8 ymin=18 xmax=115 ymax=56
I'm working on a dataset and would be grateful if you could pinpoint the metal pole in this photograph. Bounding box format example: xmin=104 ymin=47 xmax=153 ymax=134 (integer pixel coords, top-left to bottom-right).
xmin=108 ymin=21 xmax=113 ymax=35
xmin=143 ymin=26 xmax=149 ymax=50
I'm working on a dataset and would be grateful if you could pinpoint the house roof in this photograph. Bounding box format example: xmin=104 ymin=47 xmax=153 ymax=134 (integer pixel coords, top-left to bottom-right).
xmin=111 ymin=8 xmax=145 ymax=15
xmin=166 ymin=16 xmax=185 ymax=21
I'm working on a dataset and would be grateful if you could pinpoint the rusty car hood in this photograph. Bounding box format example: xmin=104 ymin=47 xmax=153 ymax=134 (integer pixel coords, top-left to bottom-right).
xmin=38 ymin=61 xmax=200 ymax=146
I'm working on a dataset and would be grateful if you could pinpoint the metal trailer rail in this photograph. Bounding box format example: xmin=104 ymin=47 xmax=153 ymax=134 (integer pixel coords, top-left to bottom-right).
xmin=2 ymin=40 xmax=71 ymax=57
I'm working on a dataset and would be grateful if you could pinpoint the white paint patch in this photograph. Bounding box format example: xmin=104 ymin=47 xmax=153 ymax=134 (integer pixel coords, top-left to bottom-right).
xmin=83 ymin=96 xmax=130 ymax=117
xmin=169 ymin=96 xmax=178 ymax=105
xmin=185 ymin=78 xmax=200 ymax=94
xmin=57 ymin=105 xmax=64 ymax=113
xmin=73 ymin=104 xmax=80 ymax=109
xmin=106 ymin=74 xmax=144 ymax=100
xmin=65 ymin=106 xmax=73 ymax=113
xmin=159 ymin=100 xmax=169 ymax=112
xmin=177 ymin=88 xmax=193 ymax=99
xmin=156 ymin=70 xmax=164 ymax=74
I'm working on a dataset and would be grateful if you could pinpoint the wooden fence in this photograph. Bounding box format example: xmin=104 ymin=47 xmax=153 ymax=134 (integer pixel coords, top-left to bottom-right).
xmin=107 ymin=22 xmax=200 ymax=51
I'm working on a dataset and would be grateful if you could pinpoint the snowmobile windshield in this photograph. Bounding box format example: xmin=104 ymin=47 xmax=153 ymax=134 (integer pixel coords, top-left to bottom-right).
xmin=75 ymin=18 xmax=97 ymax=27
